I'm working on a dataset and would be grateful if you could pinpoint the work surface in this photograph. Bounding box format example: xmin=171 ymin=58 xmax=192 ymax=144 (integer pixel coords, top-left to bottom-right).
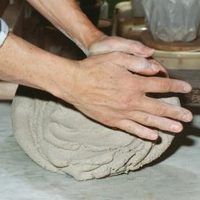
xmin=0 ymin=103 xmax=200 ymax=200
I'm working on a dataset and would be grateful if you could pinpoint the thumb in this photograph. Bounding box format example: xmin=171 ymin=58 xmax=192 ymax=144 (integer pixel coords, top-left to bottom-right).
xmin=88 ymin=36 xmax=154 ymax=58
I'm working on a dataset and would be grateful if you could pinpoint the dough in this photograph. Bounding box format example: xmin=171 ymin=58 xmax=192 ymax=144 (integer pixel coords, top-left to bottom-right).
xmin=12 ymin=86 xmax=180 ymax=181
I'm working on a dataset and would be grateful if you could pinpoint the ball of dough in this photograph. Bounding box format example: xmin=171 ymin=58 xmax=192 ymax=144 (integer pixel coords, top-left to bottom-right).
xmin=12 ymin=86 xmax=180 ymax=180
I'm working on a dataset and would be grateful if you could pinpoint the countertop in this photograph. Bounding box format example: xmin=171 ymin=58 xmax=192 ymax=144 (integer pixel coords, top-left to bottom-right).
xmin=0 ymin=102 xmax=200 ymax=200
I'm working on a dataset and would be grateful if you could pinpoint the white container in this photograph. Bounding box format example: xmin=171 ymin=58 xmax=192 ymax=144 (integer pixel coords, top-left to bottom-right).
xmin=100 ymin=0 xmax=109 ymax=19
xmin=142 ymin=0 xmax=200 ymax=42
xmin=131 ymin=0 xmax=145 ymax=17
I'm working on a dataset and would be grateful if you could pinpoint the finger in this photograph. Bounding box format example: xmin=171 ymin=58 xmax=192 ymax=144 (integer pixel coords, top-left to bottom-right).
xmin=127 ymin=40 xmax=155 ymax=58
xmin=141 ymin=77 xmax=192 ymax=93
xmin=117 ymin=119 xmax=159 ymax=140
xmin=127 ymin=111 xmax=183 ymax=133
xmin=113 ymin=53 xmax=165 ymax=75
xmin=148 ymin=59 xmax=169 ymax=77
xmin=114 ymin=39 xmax=155 ymax=58
xmin=113 ymin=54 xmax=158 ymax=74
xmin=89 ymin=37 xmax=154 ymax=58
xmin=138 ymin=97 xmax=193 ymax=122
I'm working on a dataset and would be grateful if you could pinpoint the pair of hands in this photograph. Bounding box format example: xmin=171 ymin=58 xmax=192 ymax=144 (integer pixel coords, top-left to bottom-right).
xmin=57 ymin=36 xmax=193 ymax=141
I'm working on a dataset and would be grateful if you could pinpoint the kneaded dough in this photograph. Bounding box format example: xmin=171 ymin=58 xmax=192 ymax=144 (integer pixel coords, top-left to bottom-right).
xmin=12 ymin=86 xmax=180 ymax=181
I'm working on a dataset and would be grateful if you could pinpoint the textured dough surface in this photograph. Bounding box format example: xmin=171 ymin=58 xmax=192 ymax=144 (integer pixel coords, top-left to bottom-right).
xmin=12 ymin=86 xmax=180 ymax=180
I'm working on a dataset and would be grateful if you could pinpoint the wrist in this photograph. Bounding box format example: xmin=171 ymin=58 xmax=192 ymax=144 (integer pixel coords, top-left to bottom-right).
xmin=0 ymin=33 xmax=78 ymax=105
xmin=87 ymin=34 xmax=110 ymax=56
xmin=85 ymin=30 xmax=106 ymax=51
xmin=45 ymin=58 xmax=79 ymax=104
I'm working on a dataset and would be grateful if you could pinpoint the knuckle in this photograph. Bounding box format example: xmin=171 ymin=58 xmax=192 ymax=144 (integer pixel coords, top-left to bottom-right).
xmin=101 ymin=117 xmax=120 ymax=127
xmin=162 ymin=80 xmax=173 ymax=91
xmin=129 ymin=41 xmax=142 ymax=52
xmin=143 ymin=115 xmax=152 ymax=124
xmin=112 ymin=51 xmax=123 ymax=58
xmin=120 ymin=100 xmax=131 ymax=110
xmin=156 ymin=106 xmax=166 ymax=116
xmin=153 ymin=78 xmax=172 ymax=92
xmin=174 ymin=109 xmax=182 ymax=117
xmin=101 ymin=117 xmax=112 ymax=126
xmin=138 ymin=58 xmax=149 ymax=69
xmin=119 ymin=95 xmax=134 ymax=110
xmin=123 ymin=53 xmax=132 ymax=60
xmin=117 ymin=120 xmax=128 ymax=130
xmin=133 ymin=40 xmax=142 ymax=47
xmin=117 ymin=121 xmax=124 ymax=130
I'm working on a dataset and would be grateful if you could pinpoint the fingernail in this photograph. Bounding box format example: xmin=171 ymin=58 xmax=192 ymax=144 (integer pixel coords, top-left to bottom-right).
xmin=171 ymin=124 xmax=182 ymax=132
xmin=182 ymin=113 xmax=193 ymax=122
xmin=150 ymin=133 xmax=158 ymax=140
xmin=184 ymin=84 xmax=192 ymax=92
xmin=151 ymin=63 xmax=159 ymax=72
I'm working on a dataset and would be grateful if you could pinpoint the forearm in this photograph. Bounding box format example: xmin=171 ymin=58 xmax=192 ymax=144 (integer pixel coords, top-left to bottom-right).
xmin=0 ymin=33 xmax=75 ymax=101
xmin=27 ymin=0 xmax=104 ymax=55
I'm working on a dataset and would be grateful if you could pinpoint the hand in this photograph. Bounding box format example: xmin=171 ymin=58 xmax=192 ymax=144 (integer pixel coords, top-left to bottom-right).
xmin=56 ymin=52 xmax=193 ymax=141
xmin=89 ymin=35 xmax=168 ymax=76
xmin=89 ymin=35 xmax=155 ymax=58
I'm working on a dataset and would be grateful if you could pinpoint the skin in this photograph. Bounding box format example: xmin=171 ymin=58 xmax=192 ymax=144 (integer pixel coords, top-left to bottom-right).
xmin=26 ymin=0 xmax=155 ymax=57
xmin=0 ymin=34 xmax=193 ymax=140
xmin=0 ymin=0 xmax=193 ymax=141
xmin=72 ymin=54 xmax=192 ymax=140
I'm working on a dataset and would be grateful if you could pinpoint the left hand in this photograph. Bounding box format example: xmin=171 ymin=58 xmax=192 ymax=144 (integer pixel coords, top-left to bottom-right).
xmin=88 ymin=35 xmax=155 ymax=58
xmin=88 ymin=35 xmax=167 ymax=75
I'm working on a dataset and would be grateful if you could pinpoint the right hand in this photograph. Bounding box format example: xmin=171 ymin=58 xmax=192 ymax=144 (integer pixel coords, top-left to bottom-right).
xmin=55 ymin=52 xmax=193 ymax=141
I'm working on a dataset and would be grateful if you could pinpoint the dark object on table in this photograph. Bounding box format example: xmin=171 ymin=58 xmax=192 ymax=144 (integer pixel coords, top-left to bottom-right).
xmin=79 ymin=0 xmax=101 ymax=26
